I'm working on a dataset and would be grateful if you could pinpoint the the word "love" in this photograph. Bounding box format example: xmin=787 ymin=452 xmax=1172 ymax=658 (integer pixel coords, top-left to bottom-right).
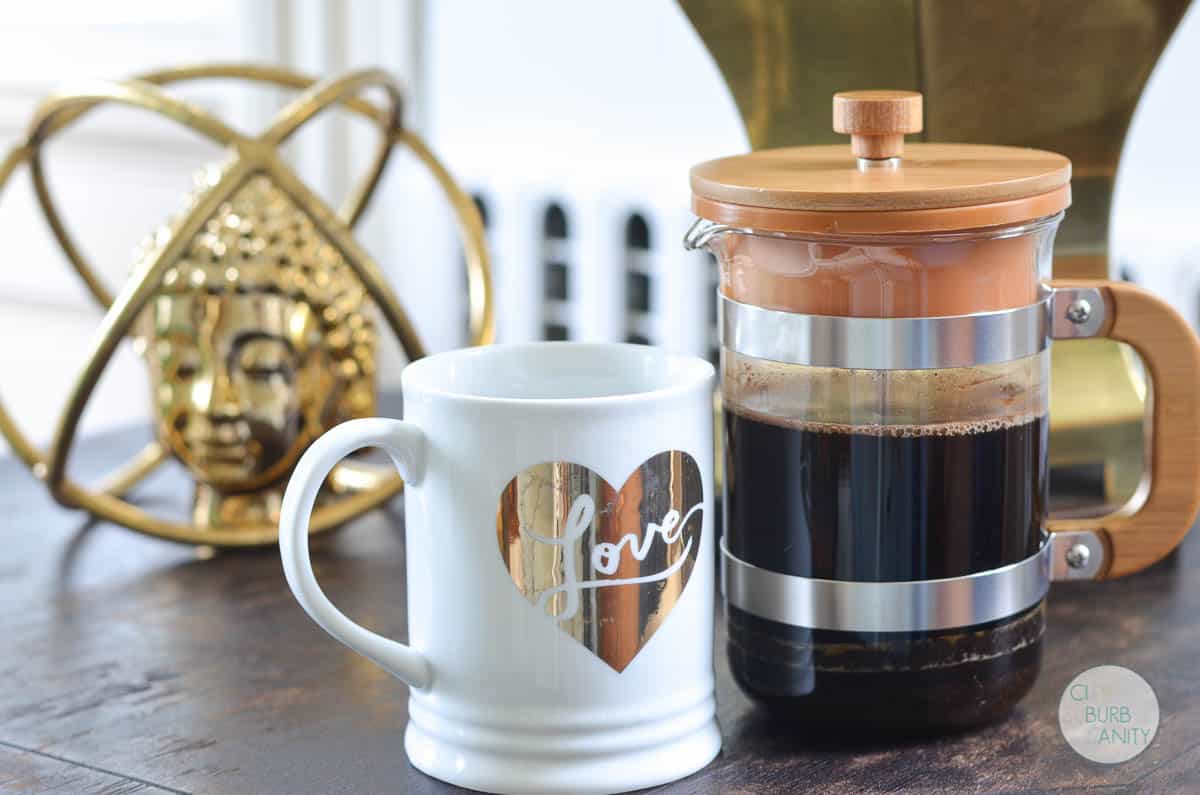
xmin=525 ymin=494 xmax=702 ymax=621
xmin=569 ymin=498 xmax=687 ymax=575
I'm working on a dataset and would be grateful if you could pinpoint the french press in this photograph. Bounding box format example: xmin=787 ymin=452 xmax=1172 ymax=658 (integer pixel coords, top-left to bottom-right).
xmin=685 ymin=91 xmax=1200 ymax=728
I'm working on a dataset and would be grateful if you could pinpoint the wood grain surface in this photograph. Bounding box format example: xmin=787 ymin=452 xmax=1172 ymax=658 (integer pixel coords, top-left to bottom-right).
xmin=2 ymin=423 xmax=1199 ymax=794
xmin=688 ymin=185 xmax=1073 ymax=237
xmin=688 ymin=143 xmax=1070 ymax=212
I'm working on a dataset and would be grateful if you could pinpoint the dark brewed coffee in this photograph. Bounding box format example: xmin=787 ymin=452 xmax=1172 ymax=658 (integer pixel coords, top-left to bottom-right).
xmin=723 ymin=409 xmax=1048 ymax=728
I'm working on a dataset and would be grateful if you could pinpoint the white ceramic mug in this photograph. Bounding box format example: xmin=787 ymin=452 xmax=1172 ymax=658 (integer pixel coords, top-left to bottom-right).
xmin=279 ymin=342 xmax=719 ymax=794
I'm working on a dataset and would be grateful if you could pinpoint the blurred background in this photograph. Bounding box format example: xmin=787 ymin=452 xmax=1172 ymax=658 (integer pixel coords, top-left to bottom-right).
xmin=1 ymin=0 xmax=1198 ymax=450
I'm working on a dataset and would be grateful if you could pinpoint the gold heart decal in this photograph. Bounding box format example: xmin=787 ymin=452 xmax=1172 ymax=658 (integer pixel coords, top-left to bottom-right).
xmin=496 ymin=451 xmax=703 ymax=672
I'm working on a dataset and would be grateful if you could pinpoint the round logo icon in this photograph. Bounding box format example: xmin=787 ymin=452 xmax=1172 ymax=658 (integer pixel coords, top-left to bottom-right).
xmin=1059 ymin=665 xmax=1159 ymax=764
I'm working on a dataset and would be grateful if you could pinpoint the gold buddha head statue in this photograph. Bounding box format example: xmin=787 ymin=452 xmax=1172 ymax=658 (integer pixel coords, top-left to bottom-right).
xmin=136 ymin=171 xmax=376 ymax=525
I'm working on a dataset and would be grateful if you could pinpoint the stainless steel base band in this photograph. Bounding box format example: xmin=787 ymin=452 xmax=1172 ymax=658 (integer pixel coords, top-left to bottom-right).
xmin=719 ymin=290 xmax=1049 ymax=370
xmin=722 ymin=539 xmax=1052 ymax=633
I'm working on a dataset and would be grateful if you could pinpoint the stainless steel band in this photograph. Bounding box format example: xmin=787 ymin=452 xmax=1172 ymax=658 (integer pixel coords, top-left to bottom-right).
xmin=721 ymin=539 xmax=1053 ymax=633
xmin=719 ymin=290 xmax=1050 ymax=370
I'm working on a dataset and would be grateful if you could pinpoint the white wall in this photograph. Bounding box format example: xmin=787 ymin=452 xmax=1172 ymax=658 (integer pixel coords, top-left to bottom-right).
xmin=1110 ymin=4 xmax=1200 ymax=312
xmin=418 ymin=0 xmax=745 ymax=357
xmin=0 ymin=0 xmax=270 ymax=448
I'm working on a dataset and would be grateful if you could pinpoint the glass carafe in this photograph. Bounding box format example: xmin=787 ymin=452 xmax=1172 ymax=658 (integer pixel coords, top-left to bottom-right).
xmin=687 ymin=90 xmax=1200 ymax=729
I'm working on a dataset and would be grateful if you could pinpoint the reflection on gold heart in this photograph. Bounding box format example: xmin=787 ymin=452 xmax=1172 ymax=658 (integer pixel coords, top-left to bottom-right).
xmin=496 ymin=451 xmax=704 ymax=672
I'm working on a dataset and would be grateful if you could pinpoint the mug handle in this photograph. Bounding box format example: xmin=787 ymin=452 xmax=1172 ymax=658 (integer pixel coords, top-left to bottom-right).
xmin=279 ymin=417 xmax=433 ymax=689
xmin=1046 ymin=279 xmax=1200 ymax=578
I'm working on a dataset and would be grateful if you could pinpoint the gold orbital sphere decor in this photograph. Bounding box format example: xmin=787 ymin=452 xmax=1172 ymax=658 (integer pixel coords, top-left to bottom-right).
xmin=0 ymin=64 xmax=493 ymax=547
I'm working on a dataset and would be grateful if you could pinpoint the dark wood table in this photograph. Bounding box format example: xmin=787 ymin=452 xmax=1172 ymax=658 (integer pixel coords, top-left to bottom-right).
xmin=2 ymin=426 xmax=1198 ymax=794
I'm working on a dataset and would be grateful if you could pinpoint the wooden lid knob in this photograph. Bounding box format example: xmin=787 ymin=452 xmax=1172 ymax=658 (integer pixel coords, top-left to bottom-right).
xmin=833 ymin=90 xmax=923 ymax=160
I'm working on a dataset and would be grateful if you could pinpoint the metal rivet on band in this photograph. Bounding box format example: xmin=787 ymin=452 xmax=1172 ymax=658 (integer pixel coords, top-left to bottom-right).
xmin=1049 ymin=530 xmax=1106 ymax=581
xmin=1065 ymin=298 xmax=1092 ymax=325
xmin=1048 ymin=286 xmax=1106 ymax=339
xmin=1065 ymin=543 xmax=1091 ymax=569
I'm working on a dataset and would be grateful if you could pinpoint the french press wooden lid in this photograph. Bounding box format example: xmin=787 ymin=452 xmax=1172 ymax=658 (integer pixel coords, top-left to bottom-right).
xmin=691 ymin=90 xmax=1072 ymax=235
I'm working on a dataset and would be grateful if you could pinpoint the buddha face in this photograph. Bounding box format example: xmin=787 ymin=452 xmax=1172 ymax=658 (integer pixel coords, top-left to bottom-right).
xmin=144 ymin=289 xmax=337 ymax=491
xmin=135 ymin=174 xmax=375 ymax=496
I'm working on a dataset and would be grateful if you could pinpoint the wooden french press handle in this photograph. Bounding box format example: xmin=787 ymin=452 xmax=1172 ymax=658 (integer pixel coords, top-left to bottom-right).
xmin=1046 ymin=279 xmax=1200 ymax=578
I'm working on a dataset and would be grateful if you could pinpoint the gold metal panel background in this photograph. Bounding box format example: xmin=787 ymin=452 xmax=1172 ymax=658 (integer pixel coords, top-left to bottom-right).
xmin=680 ymin=0 xmax=1188 ymax=263
xmin=680 ymin=0 xmax=920 ymax=149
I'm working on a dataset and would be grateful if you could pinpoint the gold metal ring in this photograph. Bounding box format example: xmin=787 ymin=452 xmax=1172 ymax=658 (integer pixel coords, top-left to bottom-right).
xmin=0 ymin=64 xmax=493 ymax=546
